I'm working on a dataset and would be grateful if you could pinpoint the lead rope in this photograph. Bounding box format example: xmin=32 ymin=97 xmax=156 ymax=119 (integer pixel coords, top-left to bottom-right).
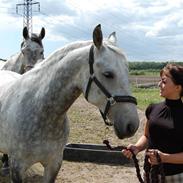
xmin=103 ymin=139 xmax=144 ymax=183
xmin=103 ymin=140 xmax=165 ymax=183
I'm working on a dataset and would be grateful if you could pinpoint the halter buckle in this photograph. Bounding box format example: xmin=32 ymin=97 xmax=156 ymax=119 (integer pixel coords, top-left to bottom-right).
xmin=107 ymin=97 xmax=116 ymax=106
xmin=105 ymin=119 xmax=113 ymax=126
xmin=90 ymin=74 xmax=95 ymax=79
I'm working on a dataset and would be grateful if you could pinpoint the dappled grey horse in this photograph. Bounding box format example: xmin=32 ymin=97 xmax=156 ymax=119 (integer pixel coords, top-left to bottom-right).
xmin=0 ymin=59 xmax=6 ymax=69
xmin=0 ymin=24 xmax=139 ymax=183
xmin=0 ymin=26 xmax=45 ymax=176
xmin=1 ymin=26 xmax=45 ymax=73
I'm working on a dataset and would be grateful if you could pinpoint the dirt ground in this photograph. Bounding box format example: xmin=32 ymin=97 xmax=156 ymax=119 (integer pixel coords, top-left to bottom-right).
xmin=0 ymin=96 xmax=146 ymax=183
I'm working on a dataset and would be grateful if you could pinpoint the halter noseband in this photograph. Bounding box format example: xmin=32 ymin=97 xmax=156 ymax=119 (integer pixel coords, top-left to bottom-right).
xmin=85 ymin=45 xmax=137 ymax=126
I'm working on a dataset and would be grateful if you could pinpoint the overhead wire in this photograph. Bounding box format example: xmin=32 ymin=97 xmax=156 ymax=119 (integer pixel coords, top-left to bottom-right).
xmin=0 ymin=2 xmax=172 ymax=61
xmin=39 ymin=9 xmax=90 ymax=38
xmin=39 ymin=10 xmax=89 ymax=40
xmin=66 ymin=1 xmax=144 ymax=59
xmin=0 ymin=6 xmax=18 ymax=15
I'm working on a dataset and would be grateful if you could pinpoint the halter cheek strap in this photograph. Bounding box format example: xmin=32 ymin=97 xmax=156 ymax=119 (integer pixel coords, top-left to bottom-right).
xmin=85 ymin=45 xmax=137 ymax=126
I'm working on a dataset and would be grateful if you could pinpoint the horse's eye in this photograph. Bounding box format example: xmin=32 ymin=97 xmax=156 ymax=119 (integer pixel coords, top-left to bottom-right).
xmin=102 ymin=71 xmax=114 ymax=79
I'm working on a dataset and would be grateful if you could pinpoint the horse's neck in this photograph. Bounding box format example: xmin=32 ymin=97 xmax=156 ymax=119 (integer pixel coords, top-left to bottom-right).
xmin=2 ymin=53 xmax=23 ymax=73
xmin=24 ymin=45 xmax=90 ymax=115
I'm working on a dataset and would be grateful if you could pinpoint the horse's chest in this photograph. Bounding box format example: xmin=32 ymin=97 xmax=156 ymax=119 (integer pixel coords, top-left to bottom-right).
xmin=18 ymin=116 xmax=69 ymax=143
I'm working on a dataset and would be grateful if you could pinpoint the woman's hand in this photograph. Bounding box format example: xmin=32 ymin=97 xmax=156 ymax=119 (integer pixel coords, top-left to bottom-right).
xmin=122 ymin=144 xmax=140 ymax=159
xmin=146 ymin=149 xmax=163 ymax=165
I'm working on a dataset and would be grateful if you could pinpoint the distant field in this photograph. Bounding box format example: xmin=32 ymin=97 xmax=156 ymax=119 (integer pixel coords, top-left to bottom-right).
xmin=130 ymin=74 xmax=162 ymax=110
xmin=132 ymin=86 xmax=162 ymax=110
xmin=130 ymin=75 xmax=159 ymax=87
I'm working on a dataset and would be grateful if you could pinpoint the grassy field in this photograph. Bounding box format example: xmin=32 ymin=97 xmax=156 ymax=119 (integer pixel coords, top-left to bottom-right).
xmin=132 ymin=86 xmax=162 ymax=110
xmin=130 ymin=69 xmax=159 ymax=76
xmin=130 ymin=71 xmax=162 ymax=110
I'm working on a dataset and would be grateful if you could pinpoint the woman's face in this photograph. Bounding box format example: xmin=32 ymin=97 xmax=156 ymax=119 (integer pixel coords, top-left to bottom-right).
xmin=158 ymin=72 xmax=181 ymax=99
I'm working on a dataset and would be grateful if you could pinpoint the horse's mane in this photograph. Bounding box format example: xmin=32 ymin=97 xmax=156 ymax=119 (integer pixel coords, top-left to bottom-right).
xmin=35 ymin=39 xmax=128 ymax=69
xmin=54 ymin=40 xmax=92 ymax=60
xmin=36 ymin=40 xmax=92 ymax=67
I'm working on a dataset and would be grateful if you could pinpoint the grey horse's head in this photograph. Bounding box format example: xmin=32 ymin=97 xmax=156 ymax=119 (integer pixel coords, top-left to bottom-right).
xmin=20 ymin=27 xmax=45 ymax=73
xmin=82 ymin=24 xmax=140 ymax=139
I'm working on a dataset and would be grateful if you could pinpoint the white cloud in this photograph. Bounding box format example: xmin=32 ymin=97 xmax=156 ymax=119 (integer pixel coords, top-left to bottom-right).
xmin=1 ymin=0 xmax=183 ymax=61
xmin=146 ymin=11 xmax=183 ymax=37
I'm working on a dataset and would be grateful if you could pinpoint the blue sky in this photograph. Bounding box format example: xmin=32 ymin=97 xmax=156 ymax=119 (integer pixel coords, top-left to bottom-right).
xmin=0 ymin=0 xmax=183 ymax=62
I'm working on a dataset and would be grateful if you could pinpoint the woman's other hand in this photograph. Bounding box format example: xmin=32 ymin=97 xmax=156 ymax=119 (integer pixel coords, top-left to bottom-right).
xmin=122 ymin=144 xmax=139 ymax=159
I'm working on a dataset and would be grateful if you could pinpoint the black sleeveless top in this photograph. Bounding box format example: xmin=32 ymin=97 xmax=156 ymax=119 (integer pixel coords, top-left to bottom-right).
xmin=145 ymin=99 xmax=183 ymax=176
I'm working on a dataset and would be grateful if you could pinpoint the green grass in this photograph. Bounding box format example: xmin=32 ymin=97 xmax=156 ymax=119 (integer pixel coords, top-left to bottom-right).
xmin=131 ymin=86 xmax=163 ymax=110
xmin=130 ymin=69 xmax=159 ymax=76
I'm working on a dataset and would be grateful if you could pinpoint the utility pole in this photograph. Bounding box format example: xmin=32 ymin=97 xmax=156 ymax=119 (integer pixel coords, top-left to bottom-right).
xmin=16 ymin=0 xmax=40 ymax=35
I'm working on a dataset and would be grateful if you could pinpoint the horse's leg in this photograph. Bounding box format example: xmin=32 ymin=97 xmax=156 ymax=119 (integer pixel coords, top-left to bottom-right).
xmin=43 ymin=117 xmax=69 ymax=183
xmin=1 ymin=154 xmax=9 ymax=176
xmin=42 ymin=154 xmax=63 ymax=183
xmin=9 ymin=158 xmax=25 ymax=183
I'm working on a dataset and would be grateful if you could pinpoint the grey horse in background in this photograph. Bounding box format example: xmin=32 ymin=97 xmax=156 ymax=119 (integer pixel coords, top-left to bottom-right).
xmin=1 ymin=26 xmax=45 ymax=73
xmin=0 ymin=26 xmax=45 ymax=176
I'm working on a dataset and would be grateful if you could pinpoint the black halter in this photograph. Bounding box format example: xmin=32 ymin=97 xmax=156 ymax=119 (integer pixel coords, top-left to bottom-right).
xmin=85 ymin=45 xmax=137 ymax=126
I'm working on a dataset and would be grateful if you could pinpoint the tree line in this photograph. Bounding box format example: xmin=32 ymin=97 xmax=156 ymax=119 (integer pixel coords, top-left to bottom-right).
xmin=129 ymin=61 xmax=183 ymax=71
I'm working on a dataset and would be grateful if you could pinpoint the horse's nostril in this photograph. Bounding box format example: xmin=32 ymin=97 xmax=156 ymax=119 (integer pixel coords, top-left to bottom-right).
xmin=127 ymin=123 xmax=135 ymax=135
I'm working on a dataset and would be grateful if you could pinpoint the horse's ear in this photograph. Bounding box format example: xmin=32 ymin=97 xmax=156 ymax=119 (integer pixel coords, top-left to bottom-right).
xmin=93 ymin=24 xmax=103 ymax=50
xmin=108 ymin=32 xmax=117 ymax=45
xmin=23 ymin=27 xmax=29 ymax=40
xmin=39 ymin=27 xmax=45 ymax=40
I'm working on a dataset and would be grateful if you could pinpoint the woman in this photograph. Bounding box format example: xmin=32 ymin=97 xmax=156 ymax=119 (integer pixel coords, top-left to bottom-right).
xmin=122 ymin=64 xmax=183 ymax=182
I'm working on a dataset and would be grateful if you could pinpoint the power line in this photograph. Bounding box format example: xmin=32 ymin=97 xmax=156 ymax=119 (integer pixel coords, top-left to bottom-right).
xmin=0 ymin=2 xmax=147 ymax=59
xmin=0 ymin=6 xmax=17 ymax=15
xmin=39 ymin=10 xmax=90 ymax=40
xmin=0 ymin=6 xmax=14 ymax=10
